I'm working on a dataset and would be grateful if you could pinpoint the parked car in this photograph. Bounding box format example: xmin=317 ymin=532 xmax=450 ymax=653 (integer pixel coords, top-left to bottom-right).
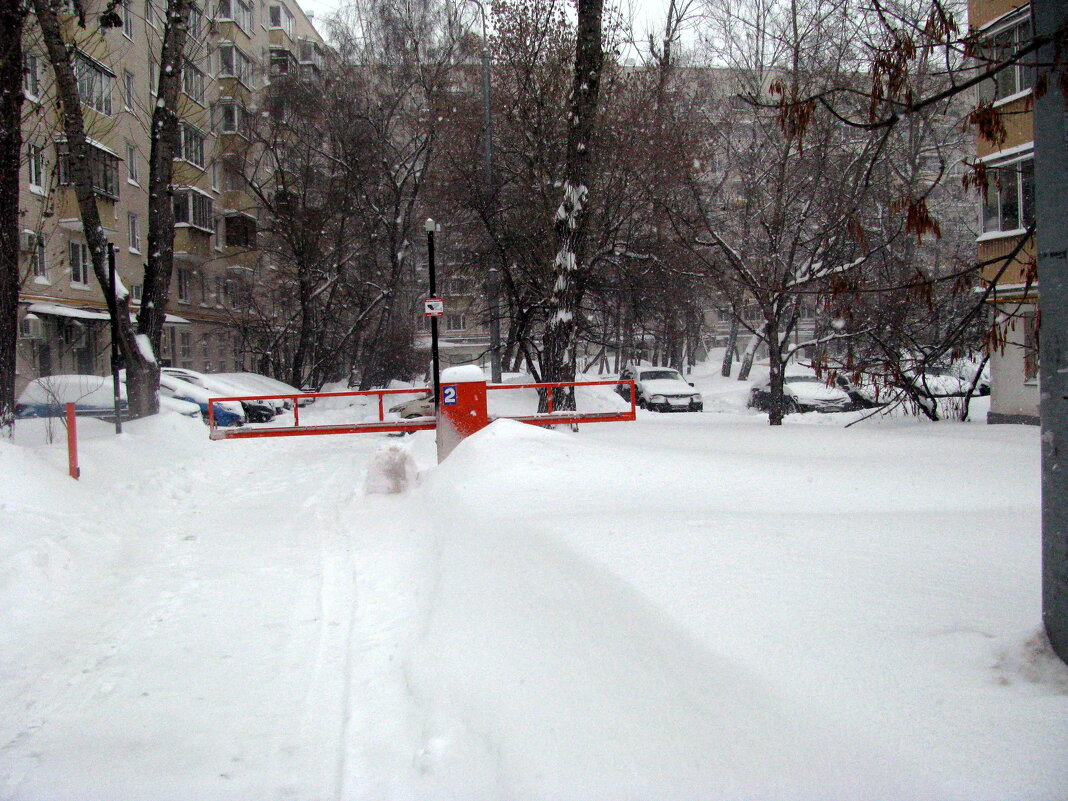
xmin=15 ymin=375 xmax=128 ymax=420
xmin=214 ymin=372 xmax=313 ymax=407
xmin=389 ymin=392 xmax=435 ymax=419
xmin=162 ymin=368 xmax=277 ymax=422
xmin=616 ymin=365 xmax=703 ymax=412
xmin=748 ymin=374 xmax=853 ymax=414
xmin=158 ymin=373 xmax=245 ymax=427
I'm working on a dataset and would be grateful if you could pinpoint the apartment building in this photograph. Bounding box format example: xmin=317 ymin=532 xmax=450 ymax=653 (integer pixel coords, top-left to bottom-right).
xmin=15 ymin=0 xmax=325 ymax=394
xmin=970 ymin=0 xmax=1038 ymax=424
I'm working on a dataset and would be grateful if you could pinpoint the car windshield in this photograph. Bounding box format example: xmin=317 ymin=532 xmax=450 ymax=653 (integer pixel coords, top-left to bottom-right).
xmin=784 ymin=376 xmax=822 ymax=383
xmin=641 ymin=370 xmax=683 ymax=381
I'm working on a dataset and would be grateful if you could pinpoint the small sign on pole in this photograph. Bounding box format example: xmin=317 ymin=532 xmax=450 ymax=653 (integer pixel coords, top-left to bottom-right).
xmin=424 ymin=297 xmax=444 ymax=317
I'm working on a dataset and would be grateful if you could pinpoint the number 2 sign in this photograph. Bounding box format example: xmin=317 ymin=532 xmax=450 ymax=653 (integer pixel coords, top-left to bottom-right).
xmin=442 ymin=385 xmax=458 ymax=406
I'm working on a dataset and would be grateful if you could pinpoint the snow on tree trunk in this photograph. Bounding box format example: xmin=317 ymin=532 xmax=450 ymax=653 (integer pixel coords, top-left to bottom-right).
xmin=0 ymin=2 xmax=24 ymax=433
xmin=721 ymin=314 xmax=739 ymax=378
xmin=737 ymin=325 xmax=764 ymax=382
xmin=539 ymin=0 xmax=604 ymax=412
xmin=135 ymin=0 xmax=193 ymax=419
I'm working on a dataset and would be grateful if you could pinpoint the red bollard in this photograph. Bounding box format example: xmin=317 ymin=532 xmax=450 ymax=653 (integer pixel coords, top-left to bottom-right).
xmin=66 ymin=403 xmax=80 ymax=480
xmin=436 ymin=366 xmax=490 ymax=462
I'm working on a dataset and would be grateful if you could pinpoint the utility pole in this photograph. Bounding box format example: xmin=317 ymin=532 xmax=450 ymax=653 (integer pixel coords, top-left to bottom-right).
xmin=1035 ymin=0 xmax=1068 ymax=665
xmin=468 ymin=0 xmax=502 ymax=383
xmin=426 ymin=218 xmax=441 ymax=408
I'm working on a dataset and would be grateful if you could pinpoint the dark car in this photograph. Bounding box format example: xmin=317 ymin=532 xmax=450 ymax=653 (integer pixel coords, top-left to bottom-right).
xmin=748 ymin=375 xmax=853 ymax=414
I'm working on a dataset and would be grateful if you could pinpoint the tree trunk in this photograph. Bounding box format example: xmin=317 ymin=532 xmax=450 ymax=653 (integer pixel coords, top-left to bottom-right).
xmin=0 ymin=1 xmax=24 ymax=433
xmin=765 ymin=319 xmax=785 ymax=426
xmin=721 ymin=314 xmax=739 ymax=377
xmin=539 ymin=0 xmax=604 ymax=412
xmin=33 ymin=0 xmax=151 ymax=414
xmin=737 ymin=325 xmax=764 ymax=381
xmin=135 ymin=0 xmax=192 ymax=418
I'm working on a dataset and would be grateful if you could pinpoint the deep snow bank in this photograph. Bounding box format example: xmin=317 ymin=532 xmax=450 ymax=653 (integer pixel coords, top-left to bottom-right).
xmin=381 ymin=420 xmax=913 ymax=800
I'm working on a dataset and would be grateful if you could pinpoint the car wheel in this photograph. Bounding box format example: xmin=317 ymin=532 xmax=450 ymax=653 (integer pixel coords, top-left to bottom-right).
xmin=786 ymin=397 xmax=801 ymax=415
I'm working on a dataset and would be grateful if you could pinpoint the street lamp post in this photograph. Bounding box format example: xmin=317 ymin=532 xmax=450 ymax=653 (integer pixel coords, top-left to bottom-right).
xmin=467 ymin=0 xmax=502 ymax=383
xmin=426 ymin=218 xmax=441 ymax=408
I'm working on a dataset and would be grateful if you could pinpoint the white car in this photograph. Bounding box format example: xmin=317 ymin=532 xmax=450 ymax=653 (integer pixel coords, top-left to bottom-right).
xmin=158 ymin=372 xmax=246 ymax=427
xmin=215 ymin=372 xmax=312 ymax=407
xmin=389 ymin=392 xmax=435 ymax=419
xmin=616 ymin=365 xmax=703 ymax=412
xmin=748 ymin=375 xmax=853 ymax=414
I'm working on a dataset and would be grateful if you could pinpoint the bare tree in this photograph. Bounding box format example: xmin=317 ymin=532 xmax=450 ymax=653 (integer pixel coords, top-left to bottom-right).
xmin=539 ymin=0 xmax=604 ymax=407
xmin=131 ymin=0 xmax=193 ymax=417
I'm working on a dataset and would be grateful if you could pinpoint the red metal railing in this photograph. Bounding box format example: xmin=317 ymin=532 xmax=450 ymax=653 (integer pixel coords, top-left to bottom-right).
xmin=488 ymin=380 xmax=636 ymax=427
xmin=207 ymin=387 xmax=435 ymax=440
xmin=207 ymin=380 xmax=637 ymax=440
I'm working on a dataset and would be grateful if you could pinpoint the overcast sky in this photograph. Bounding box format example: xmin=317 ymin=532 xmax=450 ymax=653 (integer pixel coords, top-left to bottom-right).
xmin=297 ymin=0 xmax=675 ymax=39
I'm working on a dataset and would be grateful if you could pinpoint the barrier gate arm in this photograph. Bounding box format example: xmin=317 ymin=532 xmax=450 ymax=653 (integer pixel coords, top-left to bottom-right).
xmin=207 ymin=387 xmax=436 ymax=440
xmin=206 ymin=379 xmax=637 ymax=443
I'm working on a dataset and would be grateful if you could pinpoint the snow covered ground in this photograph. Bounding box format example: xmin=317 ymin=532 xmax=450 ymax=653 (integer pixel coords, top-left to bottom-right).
xmin=2 ymin=366 xmax=1066 ymax=800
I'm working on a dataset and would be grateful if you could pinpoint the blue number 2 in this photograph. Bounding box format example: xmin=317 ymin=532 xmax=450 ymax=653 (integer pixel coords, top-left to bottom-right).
xmin=442 ymin=386 xmax=458 ymax=405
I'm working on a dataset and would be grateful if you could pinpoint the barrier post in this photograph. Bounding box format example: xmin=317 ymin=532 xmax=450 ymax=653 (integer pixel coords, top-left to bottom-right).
xmin=66 ymin=403 xmax=80 ymax=480
xmin=436 ymin=365 xmax=490 ymax=462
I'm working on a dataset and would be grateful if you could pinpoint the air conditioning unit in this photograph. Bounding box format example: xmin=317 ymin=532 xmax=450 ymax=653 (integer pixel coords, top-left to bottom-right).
xmin=19 ymin=314 xmax=43 ymax=340
xmin=20 ymin=231 xmax=38 ymax=252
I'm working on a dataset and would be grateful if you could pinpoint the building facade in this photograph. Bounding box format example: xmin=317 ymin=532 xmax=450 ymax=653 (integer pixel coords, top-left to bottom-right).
xmin=15 ymin=0 xmax=325 ymax=395
xmin=970 ymin=0 xmax=1038 ymax=424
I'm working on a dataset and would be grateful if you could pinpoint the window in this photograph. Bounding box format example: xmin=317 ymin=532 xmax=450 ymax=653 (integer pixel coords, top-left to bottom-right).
xmin=215 ymin=275 xmax=225 ymax=304
xmin=268 ymin=4 xmax=293 ymax=35
xmin=145 ymin=0 xmax=155 ymax=27
xmin=178 ymin=122 xmax=206 ymax=167
xmin=225 ymin=214 xmax=256 ymax=248
xmin=57 ymin=141 xmax=120 ymax=200
xmin=74 ymin=52 xmax=114 ymax=116
xmin=979 ymin=18 xmax=1034 ymax=103
xmin=212 ymin=215 xmax=223 ymax=250
xmin=123 ymin=71 xmax=135 ymax=111
xmin=211 ymin=161 xmax=219 ymax=190
xmin=182 ymin=61 xmax=206 ymax=104
xmin=217 ymin=43 xmax=252 ymax=84
xmin=177 ymin=266 xmax=191 ymax=302
xmin=131 ymin=283 xmax=143 ymax=302
xmin=126 ymin=141 xmax=139 ymax=184
xmin=122 ymin=0 xmax=135 ymax=38
xmin=982 ymin=158 xmax=1034 ymax=235
xmin=69 ymin=241 xmax=91 ymax=286
xmin=128 ymin=213 xmax=141 ymax=252
xmin=216 ymin=100 xmax=247 ymax=134
xmin=24 ymin=52 xmax=41 ymax=100
xmin=217 ymin=0 xmax=253 ymax=31
xmin=31 ymin=235 xmax=47 ymax=279
xmin=149 ymin=60 xmax=157 ymax=97
xmin=445 ymin=313 xmax=466 ymax=332
xmin=27 ymin=144 xmax=45 ymax=191
xmin=179 ymin=330 xmax=192 ymax=363
xmin=173 ymin=188 xmax=214 ymax=230
xmin=269 ymin=49 xmax=293 ymax=77
xmin=188 ymin=4 xmax=203 ymax=39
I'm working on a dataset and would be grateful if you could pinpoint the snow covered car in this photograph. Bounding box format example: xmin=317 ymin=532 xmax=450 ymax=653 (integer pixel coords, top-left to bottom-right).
xmin=162 ymin=368 xmax=277 ymax=422
xmin=748 ymin=375 xmax=853 ymax=414
xmin=214 ymin=372 xmax=313 ymax=407
xmin=15 ymin=375 xmax=127 ymax=420
xmin=389 ymin=393 xmax=435 ymax=419
xmin=158 ymin=372 xmax=245 ymax=427
xmin=616 ymin=365 xmax=703 ymax=412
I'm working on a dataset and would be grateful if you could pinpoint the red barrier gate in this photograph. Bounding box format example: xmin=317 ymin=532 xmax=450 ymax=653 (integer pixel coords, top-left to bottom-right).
xmin=207 ymin=387 xmax=436 ymax=440
xmin=206 ymin=378 xmax=637 ymax=446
